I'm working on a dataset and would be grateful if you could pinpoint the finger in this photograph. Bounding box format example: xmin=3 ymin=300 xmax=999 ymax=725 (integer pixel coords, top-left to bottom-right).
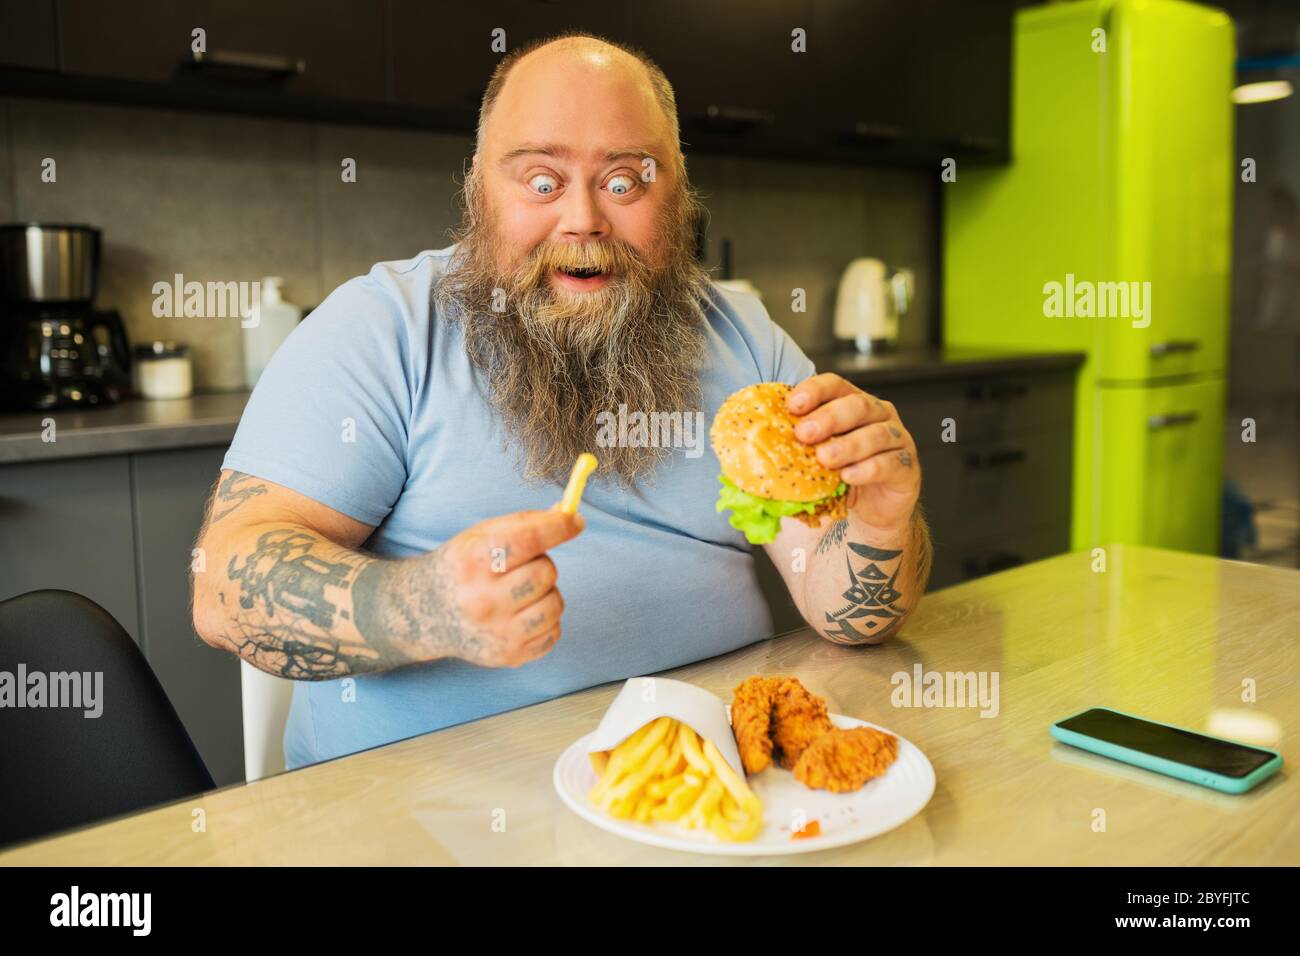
xmin=516 ymin=625 xmax=562 ymax=664
xmin=480 ymin=510 xmax=584 ymax=573
xmin=787 ymin=373 xmax=857 ymax=415
xmin=497 ymin=555 xmax=558 ymax=612
xmin=794 ymin=391 xmax=893 ymax=445
xmin=511 ymin=589 xmax=564 ymax=643
xmin=815 ymin=420 xmax=910 ymax=470
xmin=841 ymin=447 xmax=919 ymax=486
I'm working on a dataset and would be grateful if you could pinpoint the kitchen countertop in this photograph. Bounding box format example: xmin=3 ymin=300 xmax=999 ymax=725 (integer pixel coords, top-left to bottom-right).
xmin=0 ymin=391 xmax=250 ymax=464
xmin=3 ymin=545 xmax=1293 ymax=865
xmin=0 ymin=349 xmax=1083 ymax=465
xmin=806 ymin=346 xmax=1085 ymax=386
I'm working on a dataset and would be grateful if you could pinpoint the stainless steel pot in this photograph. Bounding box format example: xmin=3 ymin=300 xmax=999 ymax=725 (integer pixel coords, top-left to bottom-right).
xmin=0 ymin=223 xmax=102 ymax=304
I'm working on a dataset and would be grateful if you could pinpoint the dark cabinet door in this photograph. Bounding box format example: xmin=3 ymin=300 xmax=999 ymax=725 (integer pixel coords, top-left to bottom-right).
xmin=621 ymin=0 xmax=817 ymax=161
xmin=0 ymin=0 xmax=58 ymax=71
xmin=59 ymin=0 xmax=387 ymax=103
xmin=131 ymin=447 xmax=244 ymax=787
xmin=390 ymin=0 xmax=628 ymax=127
xmin=905 ymin=0 xmax=1015 ymax=162
xmin=811 ymin=0 xmax=1015 ymax=165
xmin=0 ymin=456 xmax=140 ymax=639
xmin=808 ymin=0 xmax=917 ymax=164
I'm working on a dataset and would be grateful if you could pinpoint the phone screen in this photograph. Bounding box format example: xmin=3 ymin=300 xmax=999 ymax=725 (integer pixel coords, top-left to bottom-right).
xmin=1056 ymin=709 xmax=1276 ymax=778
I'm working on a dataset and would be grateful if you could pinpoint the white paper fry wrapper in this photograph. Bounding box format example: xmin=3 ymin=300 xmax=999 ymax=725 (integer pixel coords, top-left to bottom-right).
xmin=586 ymin=677 xmax=744 ymax=775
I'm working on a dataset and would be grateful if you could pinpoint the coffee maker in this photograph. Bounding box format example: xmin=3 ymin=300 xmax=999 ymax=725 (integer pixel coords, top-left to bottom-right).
xmin=0 ymin=223 xmax=131 ymax=410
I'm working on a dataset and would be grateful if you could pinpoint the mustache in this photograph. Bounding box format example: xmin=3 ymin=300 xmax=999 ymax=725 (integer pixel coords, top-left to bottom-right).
xmin=516 ymin=238 xmax=644 ymax=284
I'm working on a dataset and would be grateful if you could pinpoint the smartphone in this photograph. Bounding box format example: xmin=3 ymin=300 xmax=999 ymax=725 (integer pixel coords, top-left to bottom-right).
xmin=1050 ymin=707 xmax=1283 ymax=794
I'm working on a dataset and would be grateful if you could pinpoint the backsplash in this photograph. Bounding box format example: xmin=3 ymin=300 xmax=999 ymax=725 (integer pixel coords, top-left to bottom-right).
xmin=0 ymin=96 xmax=936 ymax=390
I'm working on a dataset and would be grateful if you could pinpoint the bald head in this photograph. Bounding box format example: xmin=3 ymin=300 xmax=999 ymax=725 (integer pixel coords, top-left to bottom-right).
xmin=475 ymin=33 xmax=681 ymax=170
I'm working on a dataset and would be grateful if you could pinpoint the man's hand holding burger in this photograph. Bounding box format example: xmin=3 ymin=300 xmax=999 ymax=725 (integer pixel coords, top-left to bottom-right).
xmin=787 ymin=373 xmax=920 ymax=534
xmin=710 ymin=376 xmax=932 ymax=646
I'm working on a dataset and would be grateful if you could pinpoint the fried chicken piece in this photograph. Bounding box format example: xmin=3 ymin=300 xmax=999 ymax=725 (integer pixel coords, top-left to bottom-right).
xmin=730 ymin=676 xmax=777 ymax=775
xmin=731 ymin=676 xmax=834 ymax=773
xmin=793 ymin=726 xmax=900 ymax=793
xmin=769 ymin=677 xmax=834 ymax=770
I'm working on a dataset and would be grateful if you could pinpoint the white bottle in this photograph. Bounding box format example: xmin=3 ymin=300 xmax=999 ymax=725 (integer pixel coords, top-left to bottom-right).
xmin=242 ymin=276 xmax=302 ymax=388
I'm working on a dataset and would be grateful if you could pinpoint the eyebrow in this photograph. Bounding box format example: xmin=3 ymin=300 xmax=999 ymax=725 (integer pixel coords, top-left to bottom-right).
xmin=497 ymin=143 xmax=661 ymax=167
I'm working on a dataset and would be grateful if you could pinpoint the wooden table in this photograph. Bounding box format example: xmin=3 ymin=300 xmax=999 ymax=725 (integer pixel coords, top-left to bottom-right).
xmin=4 ymin=545 xmax=1296 ymax=865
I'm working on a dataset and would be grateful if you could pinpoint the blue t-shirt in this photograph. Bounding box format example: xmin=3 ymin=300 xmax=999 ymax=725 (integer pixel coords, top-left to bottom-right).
xmin=223 ymin=246 xmax=816 ymax=768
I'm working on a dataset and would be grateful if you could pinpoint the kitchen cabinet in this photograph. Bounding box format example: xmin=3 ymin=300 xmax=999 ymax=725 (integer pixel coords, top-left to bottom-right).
xmin=0 ymin=0 xmax=57 ymax=72
xmin=0 ymin=445 xmax=244 ymax=787
xmin=390 ymin=0 xmax=625 ymax=125
xmin=0 ymin=456 xmax=140 ymax=639
xmin=619 ymin=0 xmax=819 ymax=162
xmin=0 ymin=0 xmax=1016 ymax=168
xmin=58 ymin=0 xmax=387 ymax=104
xmin=890 ymin=367 xmax=1075 ymax=590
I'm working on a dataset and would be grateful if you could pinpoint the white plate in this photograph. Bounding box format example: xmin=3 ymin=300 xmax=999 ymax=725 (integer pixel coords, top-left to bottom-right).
xmin=552 ymin=713 xmax=935 ymax=856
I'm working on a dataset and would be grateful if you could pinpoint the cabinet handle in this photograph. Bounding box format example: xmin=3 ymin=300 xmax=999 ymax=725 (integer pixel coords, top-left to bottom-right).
xmin=838 ymin=122 xmax=904 ymax=147
xmin=965 ymin=448 xmax=1026 ymax=469
xmin=1149 ymin=340 xmax=1200 ymax=357
xmin=967 ymin=381 xmax=1029 ymax=401
xmin=941 ymin=134 xmax=999 ymax=155
xmin=1148 ymin=411 xmax=1199 ymax=430
xmin=188 ymin=50 xmax=306 ymax=78
xmin=692 ymin=105 xmax=774 ymax=135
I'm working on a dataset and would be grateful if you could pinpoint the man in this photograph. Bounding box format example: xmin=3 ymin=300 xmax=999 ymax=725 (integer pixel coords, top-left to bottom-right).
xmin=192 ymin=33 xmax=932 ymax=769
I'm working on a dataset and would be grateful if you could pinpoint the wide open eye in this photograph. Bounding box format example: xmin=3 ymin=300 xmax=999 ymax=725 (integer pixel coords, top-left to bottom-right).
xmin=606 ymin=174 xmax=638 ymax=197
xmin=528 ymin=173 xmax=559 ymax=195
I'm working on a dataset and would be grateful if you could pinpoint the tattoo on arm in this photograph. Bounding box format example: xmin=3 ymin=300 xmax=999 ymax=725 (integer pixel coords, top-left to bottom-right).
xmin=223 ymin=528 xmax=386 ymax=679
xmin=351 ymin=552 xmax=493 ymax=668
xmin=212 ymin=471 xmax=268 ymax=522
xmin=815 ymin=519 xmax=849 ymax=556
xmin=815 ymin=508 xmax=932 ymax=645
xmin=822 ymin=541 xmax=908 ymax=644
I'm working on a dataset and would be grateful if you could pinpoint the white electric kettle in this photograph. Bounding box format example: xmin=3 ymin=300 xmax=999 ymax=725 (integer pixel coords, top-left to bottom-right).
xmin=834 ymin=258 xmax=914 ymax=354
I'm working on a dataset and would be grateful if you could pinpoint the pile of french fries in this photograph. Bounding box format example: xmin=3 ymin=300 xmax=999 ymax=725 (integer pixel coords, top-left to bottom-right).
xmin=588 ymin=716 xmax=764 ymax=842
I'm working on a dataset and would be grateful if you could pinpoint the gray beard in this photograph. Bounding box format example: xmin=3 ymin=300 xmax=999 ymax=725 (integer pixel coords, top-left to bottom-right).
xmin=434 ymin=237 xmax=713 ymax=488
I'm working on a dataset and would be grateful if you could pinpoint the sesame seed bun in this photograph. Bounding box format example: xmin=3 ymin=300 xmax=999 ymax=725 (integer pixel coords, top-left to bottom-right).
xmin=710 ymin=382 xmax=844 ymax=502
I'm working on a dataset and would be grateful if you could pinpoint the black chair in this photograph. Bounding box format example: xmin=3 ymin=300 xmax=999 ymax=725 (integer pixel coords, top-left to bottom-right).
xmin=0 ymin=590 xmax=214 ymax=848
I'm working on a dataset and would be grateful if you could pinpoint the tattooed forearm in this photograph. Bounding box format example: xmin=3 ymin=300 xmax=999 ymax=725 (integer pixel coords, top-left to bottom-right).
xmin=218 ymin=528 xmax=392 ymax=679
xmin=805 ymin=507 xmax=932 ymax=645
xmin=351 ymin=552 xmax=493 ymax=667
xmin=192 ymin=469 xmax=494 ymax=679
xmin=212 ymin=471 xmax=268 ymax=522
xmin=209 ymin=522 xmax=500 ymax=678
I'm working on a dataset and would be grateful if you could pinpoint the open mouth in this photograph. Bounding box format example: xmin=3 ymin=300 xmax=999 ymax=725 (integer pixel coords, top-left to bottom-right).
xmin=558 ymin=266 xmax=603 ymax=279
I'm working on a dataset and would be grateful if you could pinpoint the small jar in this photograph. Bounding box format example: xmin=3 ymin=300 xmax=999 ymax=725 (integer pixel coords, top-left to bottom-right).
xmin=134 ymin=341 xmax=193 ymax=399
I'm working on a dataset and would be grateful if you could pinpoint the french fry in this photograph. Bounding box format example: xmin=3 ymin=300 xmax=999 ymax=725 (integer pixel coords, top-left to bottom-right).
xmin=558 ymin=453 xmax=598 ymax=514
xmin=703 ymin=738 xmax=763 ymax=816
xmin=587 ymin=717 xmax=764 ymax=841
xmin=677 ymin=724 xmax=713 ymax=775
xmin=651 ymin=780 xmax=702 ymax=821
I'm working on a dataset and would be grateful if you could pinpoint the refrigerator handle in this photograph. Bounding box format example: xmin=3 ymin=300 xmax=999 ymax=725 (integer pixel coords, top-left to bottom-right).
xmin=1148 ymin=411 xmax=1200 ymax=430
xmin=1149 ymin=340 xmax=1200 ymax=357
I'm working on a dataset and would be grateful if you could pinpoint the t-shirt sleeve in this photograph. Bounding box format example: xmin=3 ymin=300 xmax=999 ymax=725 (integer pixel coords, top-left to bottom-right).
xmin=221 ymin=275 xmax=416 ymax=527
xmin=769 ymin=315 xmax=817 ymax=388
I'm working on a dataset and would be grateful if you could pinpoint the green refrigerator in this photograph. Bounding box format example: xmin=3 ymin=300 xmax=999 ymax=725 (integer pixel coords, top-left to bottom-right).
xmin=944 ymin=0 xmax=1234 ymax=554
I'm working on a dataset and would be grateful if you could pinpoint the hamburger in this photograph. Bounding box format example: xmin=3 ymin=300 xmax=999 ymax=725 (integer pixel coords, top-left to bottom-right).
xmin=710 ymin=382 xmax=848 ymax=544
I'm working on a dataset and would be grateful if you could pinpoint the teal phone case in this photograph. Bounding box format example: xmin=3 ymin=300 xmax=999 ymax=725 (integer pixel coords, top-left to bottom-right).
xmin=1050 ymin=707 xmax=1283 ymax=794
